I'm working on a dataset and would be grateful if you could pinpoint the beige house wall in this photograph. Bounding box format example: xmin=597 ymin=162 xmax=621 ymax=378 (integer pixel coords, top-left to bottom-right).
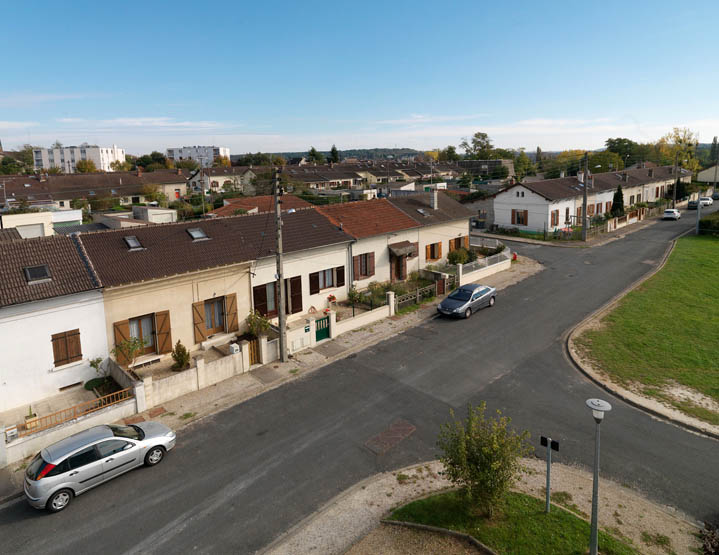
xmin=102 ymin=264 xmax=252 ymax=361
xmin=0 ymin=211 xmax=54 ymax=236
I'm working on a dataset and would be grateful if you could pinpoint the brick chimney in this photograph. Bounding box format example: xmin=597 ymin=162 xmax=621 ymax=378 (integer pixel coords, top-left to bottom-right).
xmin=430 ymin=189 xmax=439 ymax=210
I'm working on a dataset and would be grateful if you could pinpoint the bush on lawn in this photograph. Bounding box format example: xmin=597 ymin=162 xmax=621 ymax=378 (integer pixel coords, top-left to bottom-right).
xmin=447 ymin=248 xmax=470 ymax=265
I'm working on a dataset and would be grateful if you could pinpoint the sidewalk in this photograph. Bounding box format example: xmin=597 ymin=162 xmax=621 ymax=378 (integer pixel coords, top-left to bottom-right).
xmin=0 ymin=256 xmax=543 ymax=506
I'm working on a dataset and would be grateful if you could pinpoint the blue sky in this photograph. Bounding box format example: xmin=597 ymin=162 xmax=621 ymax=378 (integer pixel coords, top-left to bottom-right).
xmin=1 ymin=0 xmax=717 ymax=154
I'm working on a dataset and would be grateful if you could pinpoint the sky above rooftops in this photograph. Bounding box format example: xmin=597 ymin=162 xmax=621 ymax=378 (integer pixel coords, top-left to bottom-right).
xmin=1 ymin=0 xmax=717 ymax=154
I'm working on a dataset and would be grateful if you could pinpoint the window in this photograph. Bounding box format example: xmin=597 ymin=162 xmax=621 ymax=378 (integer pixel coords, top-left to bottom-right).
xmin=129 ymin=315 xmax=155 ymax=354
xmin=565 ymin=207 xmax=570 ymax=225
xmin=605 ymin=201 xmax=612 ymax=213
xmin=636 ymin=193 xmax=641 ymax=203
xmin=132 ymin=196 xmax=140 ymax=203
xmin=309 ymin=266 xmax=345 ymax=295
xmin=511 ymin=209 xmax=528 ymax=226
xmin=187 ymin=227 xmax=208 ymax=241
xmin=449 ymin=237 xmax=464 ymax=251
xmin=51 ymin=329 xmax=82 ymax=367
xmin=97 ymin=440 xmax=131 ymax=458
xmin=596 ymin=203 xmax=602 ymax=215
xmin=629 ymin=195 xmax=635 ymax=205
xmin=24 ymin=264 xmax=51 ymax=283
xmin=354 ymin=253 xmax=375 ymax=279
xmin=551 ymin=210 xmax=559 ymax=227
xmin=123 ymin=235 xmax=143 ymax=250
xmin=109 ymin=424 xmax=143 ymax=440
xmin=588 ymin=204 xmax=595 ymax=216
xmin=426 ymin=242 xmax=442 ymax=260
xmin=253 ymin=283 xmax=278 ymax=317
xmin=204 ymin=298 xmax=225 ymax=335
xmin=68 ymin=446 xmax=100 ymax=470
xmin=59 ymin=201 xmax=65 ymax=207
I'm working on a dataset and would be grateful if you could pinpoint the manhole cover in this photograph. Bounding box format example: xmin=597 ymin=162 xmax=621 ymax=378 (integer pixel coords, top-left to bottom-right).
xmin=365 ymin=419 xmax=416 ymax=455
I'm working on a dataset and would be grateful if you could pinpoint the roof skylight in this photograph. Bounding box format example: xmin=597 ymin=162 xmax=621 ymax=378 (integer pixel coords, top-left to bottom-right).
xmin=187 ymin=227 xmax=209 ymax=241
xmin=23 ymin=264 xmax=51 ymax=284
xmin=123 ymin=235 xmax=143 ymax=250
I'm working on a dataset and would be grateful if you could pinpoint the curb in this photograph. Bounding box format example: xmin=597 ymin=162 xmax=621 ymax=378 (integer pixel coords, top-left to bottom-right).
xmin=0 ymin=490 xmax=23 ymax=507
xmin=379 ymin=519 xmax=498 ymax=554
xmin=565 ymin=228 xmax=719 ymax=441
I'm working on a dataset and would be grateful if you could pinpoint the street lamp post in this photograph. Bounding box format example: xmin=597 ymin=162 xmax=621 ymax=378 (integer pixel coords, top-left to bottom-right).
xmin=586 ymin=398 xmax=612 ymax=555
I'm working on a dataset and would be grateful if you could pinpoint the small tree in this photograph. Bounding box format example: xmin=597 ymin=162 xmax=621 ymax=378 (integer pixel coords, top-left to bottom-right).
xmin=75 ymin=159 xmax=98 ymax=173
xmin=246 ymin=310 xmax=271 ymax=337
xmin=111 ymin=337 xmax=146 ymax=369
xmin=447 ymin=247 xmax=470 ymax=265
xmin=171 ymin=340 xmax=191 ymax=371
xmin=437 ymin=403 xmax=532 ymax=519
xmin=611 ymin=185 xmax=625 ymax=217
xmin=329 ymin=144 xmax=340 ymax=163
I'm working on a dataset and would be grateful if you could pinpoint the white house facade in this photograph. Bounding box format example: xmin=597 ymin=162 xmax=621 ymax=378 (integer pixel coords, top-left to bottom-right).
xmin=166 ymin=146 xmax=231 ymax=167
xmin=33 ymin=145 xmax=126 ymax=173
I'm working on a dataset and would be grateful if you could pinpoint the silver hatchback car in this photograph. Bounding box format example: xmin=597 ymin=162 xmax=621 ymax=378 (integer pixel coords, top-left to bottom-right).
xmin=24 ymin=422 xmax=176 ymax=512
xmin=437 ymin=283 xmax=496 ymax=318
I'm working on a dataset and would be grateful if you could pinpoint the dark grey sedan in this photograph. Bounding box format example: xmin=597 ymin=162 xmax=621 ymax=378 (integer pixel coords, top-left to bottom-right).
xmin=437 ymin=283 xmax=496 ymax=318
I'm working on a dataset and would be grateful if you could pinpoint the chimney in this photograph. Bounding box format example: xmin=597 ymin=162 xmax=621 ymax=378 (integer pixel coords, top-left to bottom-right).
xmin=648 ymin=168 xmax=654 ymax=178
xmin=430 ymin=189 xmax=439 ymax=210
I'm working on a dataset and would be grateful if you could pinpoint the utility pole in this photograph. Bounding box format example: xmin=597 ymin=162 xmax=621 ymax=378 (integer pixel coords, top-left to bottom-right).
xmin=582 ymin=152 xmax=589 ymax=241
xmin=672 ymin=152 xmax=678 ymax=209
xmin=712 ymin=144 xmax=719 ymax=196
xmin=274 ymin=169 xmax=288 ymax=362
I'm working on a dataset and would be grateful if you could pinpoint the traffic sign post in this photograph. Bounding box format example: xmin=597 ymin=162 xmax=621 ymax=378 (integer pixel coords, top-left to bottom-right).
xmin=540 ymin=436 xmax=559 ymax=513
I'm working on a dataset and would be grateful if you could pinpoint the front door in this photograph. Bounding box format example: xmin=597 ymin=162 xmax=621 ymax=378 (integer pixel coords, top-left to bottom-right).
xmin=315 ymin=316 xmax=330 ymax=342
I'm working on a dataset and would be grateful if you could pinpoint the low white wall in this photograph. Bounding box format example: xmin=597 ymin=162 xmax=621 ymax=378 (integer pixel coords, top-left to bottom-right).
xmin=265 ymin=339 xmax=280 ymax=363
xmin=334 ymin=305 xmax=391 ymax=336
xmin=151 ymin=367 xmax=198 ymax=406
xmin=459 ymin=258 xmax=511 ymax=286
xmin=197 ymin=353 xmax=243 ymax=389
xmin=3 ymin=399 xmax=137 ymax=467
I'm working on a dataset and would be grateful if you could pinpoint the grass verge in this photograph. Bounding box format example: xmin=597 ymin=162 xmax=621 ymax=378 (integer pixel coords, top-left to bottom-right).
xmin=389 ymin=490 xmax=636 ymax=555
xmin=576 ymin=235 xmax=719 ymax=423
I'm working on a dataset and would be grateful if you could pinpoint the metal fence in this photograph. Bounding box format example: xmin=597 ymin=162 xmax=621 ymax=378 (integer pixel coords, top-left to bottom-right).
xmin=461 ymin=250 xmax=511 ymax=274
xmin=5 ymin=388 xmax=134 ymax=441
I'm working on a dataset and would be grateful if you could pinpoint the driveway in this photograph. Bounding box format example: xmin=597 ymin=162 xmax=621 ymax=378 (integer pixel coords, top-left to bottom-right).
xmin=1 ymin=216 xmax=716 ymax=554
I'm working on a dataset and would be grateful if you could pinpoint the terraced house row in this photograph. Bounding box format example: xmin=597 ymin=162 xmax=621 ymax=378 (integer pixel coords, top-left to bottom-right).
xmin=0 ymin=192 xmax=471 ymax=414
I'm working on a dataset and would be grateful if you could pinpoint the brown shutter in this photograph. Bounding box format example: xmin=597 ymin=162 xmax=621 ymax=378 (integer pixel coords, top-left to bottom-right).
xmin=368 ymin=252 xmax=375 ymax=276
xmin=438 ymin=242 xmax=442 ymax=258
xmin=336 ymin=266 xmax=345 ymax=287
xmin=225 ymin=293 xmax=239 ymax=332
xmin=463 ymin=236 xmax=469 ymax=249
xmin=290 ymin=276 xmax=302 ymax=314
xmin=425 ymin=244 xmax=431 ymax=260
xmin=155 ymin=311 xmax=172 ymax=354
xmin=511 ymin=209 xmax=516 ymax=224
xmin=523 ymin=210 xmax=528 ymax=226
xmin=309 ymin=272 xmax=320 ymax=295
xmin=353 ymin=255 xmax=360 ymax=279
xmin=113 ymin=320 xmax=131 ymax=365
xmin=192 ymin=301 xmax=207 ymax=344
xmin=66 ymin=329 xmax=82 ymax=363
xmin=51 ymin=331 xmax=69 ymax=366
xmin=253 ymin=284 xmax=268 ymax=316
xmin=401 ymin=256 xmax=407 ymax=279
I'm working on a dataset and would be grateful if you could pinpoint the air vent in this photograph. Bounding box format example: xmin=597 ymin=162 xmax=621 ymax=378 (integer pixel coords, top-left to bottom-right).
xmin=24 ymin=264 xmax=51 ymax=284
xmin=123 ymin=235 xmax=143 ymax=250
xmin=187 ymin=227 xmax=209 ymax=241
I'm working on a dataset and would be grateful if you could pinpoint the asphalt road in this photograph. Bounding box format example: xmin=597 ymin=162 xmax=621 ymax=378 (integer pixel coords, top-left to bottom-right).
xmin=1 ymin=214 xmax=717 ymax=554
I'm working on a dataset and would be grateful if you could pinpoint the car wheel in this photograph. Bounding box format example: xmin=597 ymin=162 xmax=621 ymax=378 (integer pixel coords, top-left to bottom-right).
xmin=47 ymin=489 xmax=73 ymax=513
xmin=489 ymin=296 xmax=495 ymax=307
xmin=464 ymin=308 xmax=472 ymax=319
xmin=145 ymin=446 xmax=165 ymax=466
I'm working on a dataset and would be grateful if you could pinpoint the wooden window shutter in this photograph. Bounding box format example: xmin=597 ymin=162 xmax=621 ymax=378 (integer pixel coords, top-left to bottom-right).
xmin=511 ymin=209 xmax=516 ymax=224
xmin=113 ymin=320 xmax=131 ymax=366
xmin=225 ymin=293 xmax=239 ymax=332
xmin=253 ymin=284 xmax=268 ymax=316
xmin=523 ymin=210 xmax=528 ymax=226
xmin=155 ymin=311 xmax=172 ymax=354
xmin=353 ymin=255 xmax=360 ymax=279
xmin=66 ymin=329 xmax=82 ymax=363
xmin=425 ymin=244 xmax=431 ymax=260
xmin=192 ymin=301 xmax=207 ymax=344
xmin=438 ymin=242 xmax=442 ymax=258
xmin=309 ymin=272 xmax=320 ymax=295
xmin=336 ymin=266 xmax=345 ymax=287
xmin=463 ymin=236 xmax=469 ymax=249
xmin=290 ymin=276 xmax=302 ymax=314
xmin=51 ymin=331 xmax=69 ymax=367
xmin=401 ymin=255 xmax=407 ymax=279
xmin=368 ymin=252 xmax=375 ymax=276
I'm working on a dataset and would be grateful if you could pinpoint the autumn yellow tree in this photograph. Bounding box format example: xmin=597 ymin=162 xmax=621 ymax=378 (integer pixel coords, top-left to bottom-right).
xmin=658 ymin=127 xmax=700 ymax=174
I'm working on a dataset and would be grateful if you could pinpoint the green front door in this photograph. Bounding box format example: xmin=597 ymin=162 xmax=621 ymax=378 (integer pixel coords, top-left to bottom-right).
xmin=315 ymin=316 xmax=330 ymax=341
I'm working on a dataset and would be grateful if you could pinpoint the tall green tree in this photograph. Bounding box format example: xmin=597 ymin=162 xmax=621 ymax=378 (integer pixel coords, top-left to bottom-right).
xmin=588 ymin=151 xmax=624 ymax=173
xmin=514 ymin=149 xmax=533 ymax=179
xmin=710 ymin=136 xmax=718 ymax=164
xmin=307 ymin=146 xmax=325 ymax=164
xmin=605 ymin=137 xmax=638 ymax=161
xmin=535 ymin=146 xmax=543 ymax=170
xmin=75 ymin=159 xmax=98 ymax=173
xmin=329 ymin=144 xmax=340 ymax=163
xmin=459 ymin=132 xmax=493 ymax=159
xmin=611 ymin=185 xmax=625 ymax=217
xmin=438 ymin=145 xmax=461 ymax=162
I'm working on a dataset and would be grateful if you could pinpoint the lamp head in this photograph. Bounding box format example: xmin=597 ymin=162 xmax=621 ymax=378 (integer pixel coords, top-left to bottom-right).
xmin=586 ymin=398 xmax=612 ymax=422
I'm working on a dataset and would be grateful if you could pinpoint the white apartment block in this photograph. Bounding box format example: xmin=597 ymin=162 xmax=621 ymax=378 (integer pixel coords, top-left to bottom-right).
xmin=33 ymin=144 xmax=126 ymax=173
xmin=166 ymin=146 xmax=230 ymax=167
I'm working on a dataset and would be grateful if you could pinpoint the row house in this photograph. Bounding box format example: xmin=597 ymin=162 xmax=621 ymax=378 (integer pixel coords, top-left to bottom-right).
xmin=493 ymin=166 xmax=692 ymax=233
xmin=188 ymin=166 xmax=258 ymax=195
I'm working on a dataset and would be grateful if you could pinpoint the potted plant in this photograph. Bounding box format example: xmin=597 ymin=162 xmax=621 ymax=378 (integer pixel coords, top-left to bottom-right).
xmin=327 ymin=294 xmax=336 ymax=303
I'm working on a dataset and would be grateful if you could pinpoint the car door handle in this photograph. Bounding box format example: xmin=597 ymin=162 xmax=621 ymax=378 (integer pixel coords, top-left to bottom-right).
xmin=105 ymin=458 xmax=114 ymax=462
xmin=69 ymin=471 xmax=78 ymax=476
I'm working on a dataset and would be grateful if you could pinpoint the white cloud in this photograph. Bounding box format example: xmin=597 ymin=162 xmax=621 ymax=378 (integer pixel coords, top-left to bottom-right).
xmin=0 ymin=121 xmax=38 ymax=130
xmin=375 ymin=113 xmax=489 ymax=125
xmin=56 ymin=117 xmax=226 ymax=130
xmin=0 ymin=93 xmax=95 ymax=107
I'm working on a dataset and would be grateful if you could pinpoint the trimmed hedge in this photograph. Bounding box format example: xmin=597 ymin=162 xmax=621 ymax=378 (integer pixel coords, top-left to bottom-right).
xmin=699 ymin=211 xmax=719 ymax=234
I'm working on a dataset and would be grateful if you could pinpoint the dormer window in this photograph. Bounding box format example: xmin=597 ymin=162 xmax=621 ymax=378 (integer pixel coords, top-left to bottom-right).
xmin=24 ymin=264 xmax=51 ymax=284
xmin=187 ymin=227 xmax=209 ymax=241
xmin=123 ymin=235 xmax=143 ymax=251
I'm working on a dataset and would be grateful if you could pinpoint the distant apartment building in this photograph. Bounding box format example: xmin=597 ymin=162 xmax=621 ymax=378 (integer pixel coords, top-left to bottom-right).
xmin=166 ymin=146 xmax=230 ymax=167
xmin=33 ymin=144 xmax=126 ymax=173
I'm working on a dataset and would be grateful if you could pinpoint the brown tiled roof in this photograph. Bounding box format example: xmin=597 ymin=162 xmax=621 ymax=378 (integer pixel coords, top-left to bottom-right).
xmin=388 ymin=192 xmax=472 ymax=226
xmin=201 ymin=166 xmax=255 ymax=177
xmin=208 ymin=195 xmax=312 ymax=217
xmin=78 ymin=209 xmax=352 ymax=288
xmin=516 ymin=165 xmax=691 ymax=201
xmin=0 ymin=235 xmax=100 ymax=308
xmin=0 ymin=228 xmax=22 ymax=241
xmin=315 ymin=199 xmax=420 ymax=239
xmin=1 ymin=169 xmax=191 ymax=204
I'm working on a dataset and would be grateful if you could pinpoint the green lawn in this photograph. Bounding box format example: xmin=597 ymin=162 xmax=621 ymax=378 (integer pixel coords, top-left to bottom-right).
xmin=389 ymin=490 xmax=636 ymax=555
xmin=577 ymin=235 xmax=719 ymax=423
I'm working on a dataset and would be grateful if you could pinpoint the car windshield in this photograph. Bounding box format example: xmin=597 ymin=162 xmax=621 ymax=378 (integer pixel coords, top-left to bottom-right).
xmin=108 ymin=424 xmax=144 ymax=440
xmin=26 ymin=453 xmax=48 ymax=480
xmin=448 ymin=289 xmax=472 ymax=301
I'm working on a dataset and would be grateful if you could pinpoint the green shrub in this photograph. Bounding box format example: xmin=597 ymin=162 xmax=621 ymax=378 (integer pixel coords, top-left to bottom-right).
xmin=347 ymin=286 xmax=362 ymax=304
xmin=447 ymin=248 xmax=470 ymax=265
xmin=246 ymin=310 xmax=271 ymax=337
xmin=171 ymin=340 xmax=191 ymax=371
xmin=699 ymin=211 xmax=719 ymax=235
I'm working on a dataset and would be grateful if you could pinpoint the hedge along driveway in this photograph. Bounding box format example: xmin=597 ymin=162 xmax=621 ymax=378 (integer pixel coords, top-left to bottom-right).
xmin=577 ymin=235 xmax=719 ymax=423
